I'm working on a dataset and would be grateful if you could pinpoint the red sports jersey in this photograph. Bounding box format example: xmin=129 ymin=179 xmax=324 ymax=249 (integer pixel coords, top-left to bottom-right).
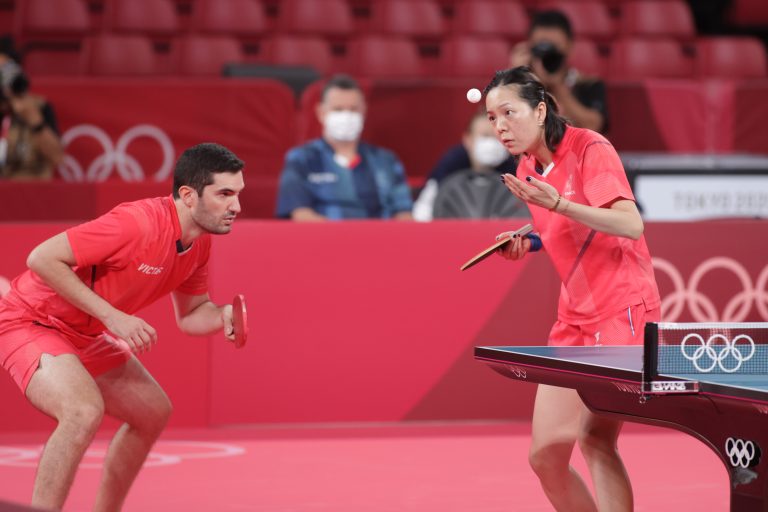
xmin=517 ymin=126 xmax=660 ymax=324
xmin=3 ymin=196 xmax=211 ymax=336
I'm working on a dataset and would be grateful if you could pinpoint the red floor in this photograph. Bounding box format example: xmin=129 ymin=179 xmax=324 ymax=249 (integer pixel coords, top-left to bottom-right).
xmin=0 ymin=421 xmax=728 ymax=511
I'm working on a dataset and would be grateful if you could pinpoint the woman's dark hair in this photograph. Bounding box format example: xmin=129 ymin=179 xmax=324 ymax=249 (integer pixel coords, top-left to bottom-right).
xmin=172 ymin=143 xmax=244 ymax=198
xmin=483 ymin=66 xmax=568 ymax=152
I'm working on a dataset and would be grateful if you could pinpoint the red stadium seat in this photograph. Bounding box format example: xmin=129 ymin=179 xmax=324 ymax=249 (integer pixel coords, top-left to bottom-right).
xmin=609 ymin=38 xmax=693 ymax=79
xmin=695 ymin=37 xmax=767 ymax=79
xmin=619 ymin=1 xmax=695 ymax=40
xmin=88 ymin=35 xmax=161 ymax=76
xmin=20 ymin=0 xmax=90 ymax=36
xmin=440 ymin=36 xmax=510 ymax=78
xmin=538 ymin=2 xmax=615 ymax=41
xmin=371 ymin=0 xmax=445 ymax=38
xmin=276 ymin=0 xmax=354 ymax=36
xmin=450 ymin=1 xmax=528 ymax=40
xmin=346 ymin=36 xmax=423 ymax=79
xmin=569 ymin=39 xmax=606 ymax=77
xmin=728 ymin=0 xmax=768 ymax=27
xmin=107 ymin=0 xmax=180 ymax=35
xmin=191 ymin=0 xmax=267 ymax=37
xmin=0 ymin=1 xmax=16 ymax=34
xmin=19 ymin=0 xmax=91 ymax=76
xmin=259 ymin=35 xmax=335 ymax=75
xmin=176 ymin=36 xmax=245 ymax=76
xmin=24 ymin=48 xmax=88 ymax=76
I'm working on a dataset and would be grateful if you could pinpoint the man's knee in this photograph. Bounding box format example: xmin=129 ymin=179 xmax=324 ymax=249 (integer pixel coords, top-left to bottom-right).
xmin=61 ymin=400 xmax=105 ymax=443
xmin=134 ymin=391 xmax=173 ymax=434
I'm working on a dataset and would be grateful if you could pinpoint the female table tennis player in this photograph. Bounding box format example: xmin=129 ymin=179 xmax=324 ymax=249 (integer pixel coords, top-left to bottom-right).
xmin=485 ymin=67 xmax=661 ymax=511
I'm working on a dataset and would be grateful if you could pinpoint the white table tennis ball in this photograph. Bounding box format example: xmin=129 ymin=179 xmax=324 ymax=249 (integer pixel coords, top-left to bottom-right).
xmin=466 ymin=88 xmax=482 ymax=103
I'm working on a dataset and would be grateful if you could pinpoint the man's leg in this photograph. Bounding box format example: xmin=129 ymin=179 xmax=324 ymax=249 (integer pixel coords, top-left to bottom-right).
xmin=529 ymin=384 xmax=597 ymax=512
xmin=25 ymin=353 xmax=105 ymax=510
xmin=93 ymin=356 xmax=172 ymax=512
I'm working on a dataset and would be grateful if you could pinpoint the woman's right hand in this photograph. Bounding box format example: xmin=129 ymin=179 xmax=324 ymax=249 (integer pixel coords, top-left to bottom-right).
xmin=494 ymin=232 xmax=531 ymax=260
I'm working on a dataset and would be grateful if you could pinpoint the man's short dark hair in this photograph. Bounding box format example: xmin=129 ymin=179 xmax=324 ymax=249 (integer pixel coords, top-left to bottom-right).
xmin=320 ymin=74 xmax=362 ymax=102
xmin=530 ymin=10 xmax=573 ymax=40
xmin=172 ymin=143 xmax=244 ymax=198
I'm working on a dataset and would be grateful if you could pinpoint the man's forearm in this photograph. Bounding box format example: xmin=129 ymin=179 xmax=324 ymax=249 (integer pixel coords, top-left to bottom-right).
xmin=176 ymin=300 xmax=225 ymax=336
xmin=291 ymin=207 xmax=327 ymax=222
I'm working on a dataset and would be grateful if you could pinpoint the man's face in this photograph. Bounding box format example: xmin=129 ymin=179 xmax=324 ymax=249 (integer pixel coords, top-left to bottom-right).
xmin=317 ymin=87 xmax=367 ymax=142
xmin=318 ymin=87 xmax=366 ymax=120
xmin=191 ymin=171 xmax=245 ymax=235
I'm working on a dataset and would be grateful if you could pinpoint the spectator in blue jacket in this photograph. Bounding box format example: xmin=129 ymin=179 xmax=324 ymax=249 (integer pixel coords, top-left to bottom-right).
xmin=276 ymin=75 xmax=413 ymax=221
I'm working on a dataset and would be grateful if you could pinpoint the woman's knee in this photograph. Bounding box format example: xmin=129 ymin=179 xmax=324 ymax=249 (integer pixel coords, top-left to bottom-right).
xmin=577 ymin=420 xmax=620 ymax=461
xmin=529 ymin=441 xmax=572 ymax=478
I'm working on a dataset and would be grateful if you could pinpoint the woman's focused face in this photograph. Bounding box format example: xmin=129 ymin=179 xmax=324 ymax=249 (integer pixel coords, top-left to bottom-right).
xmin=485 ymin=85 xmax=544 ymax=156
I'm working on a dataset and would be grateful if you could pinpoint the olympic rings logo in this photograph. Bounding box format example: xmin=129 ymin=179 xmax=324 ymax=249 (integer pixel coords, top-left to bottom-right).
xmin=680 ymin=333 xmax=756 ymax=373
xmin=725 ymin=437 xmax=760 ymax=468
xmin=57 ymin=124 xmax=175 ymax=182
xmin=653 ymin=257 xmax=768 ymax=322
xmin=0 ymin=440 xmax=244 ymax=469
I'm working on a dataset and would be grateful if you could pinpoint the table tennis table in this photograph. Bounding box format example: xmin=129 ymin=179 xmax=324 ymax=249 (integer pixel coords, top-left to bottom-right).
xmin=475 ymin=322 xmax=768 ymax=512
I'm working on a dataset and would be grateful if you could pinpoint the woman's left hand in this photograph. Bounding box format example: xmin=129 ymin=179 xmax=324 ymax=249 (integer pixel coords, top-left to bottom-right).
xmin=501 ymin=174 xmax=560 ymax=211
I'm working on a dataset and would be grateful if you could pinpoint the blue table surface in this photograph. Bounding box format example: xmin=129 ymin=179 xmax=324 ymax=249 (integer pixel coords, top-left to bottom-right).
xmin=478 ymin=345 xmax=768 ymax=392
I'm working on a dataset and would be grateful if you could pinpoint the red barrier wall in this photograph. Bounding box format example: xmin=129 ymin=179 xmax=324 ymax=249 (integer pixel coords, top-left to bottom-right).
xmin=1 ymin=220 xmax=766 ymax=431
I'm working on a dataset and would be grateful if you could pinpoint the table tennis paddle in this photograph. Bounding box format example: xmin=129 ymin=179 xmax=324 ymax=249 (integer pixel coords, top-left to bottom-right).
xmin=460 ymin=223 xmax=534 ymax=271
xmin=232 ymin=294 xmax=248 ymax=348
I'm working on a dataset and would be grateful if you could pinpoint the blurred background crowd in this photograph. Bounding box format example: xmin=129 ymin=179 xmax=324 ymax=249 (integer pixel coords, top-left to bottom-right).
xmin=0 ymin=0 xmax=766 ymax=224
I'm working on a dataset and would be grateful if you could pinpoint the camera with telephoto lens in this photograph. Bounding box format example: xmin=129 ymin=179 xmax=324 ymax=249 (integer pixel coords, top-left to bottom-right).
xmin=0 ymin=60 xmax=29 ymax=99
xmin=530 ymin=41 xmax=565 ymax=74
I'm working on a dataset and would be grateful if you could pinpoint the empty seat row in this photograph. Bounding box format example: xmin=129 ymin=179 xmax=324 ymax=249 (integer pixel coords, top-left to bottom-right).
xmin=23 ymin=33 xmax=768 ymax=81
xmin=15 ymin=0 xmax=700 ymax=43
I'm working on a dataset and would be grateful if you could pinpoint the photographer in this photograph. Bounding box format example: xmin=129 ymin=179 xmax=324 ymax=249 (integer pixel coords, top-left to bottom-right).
xmin=510 ymin=10 xmax=608 ymax=133
xmin=0 ymin=37 xmax=63 ymax=180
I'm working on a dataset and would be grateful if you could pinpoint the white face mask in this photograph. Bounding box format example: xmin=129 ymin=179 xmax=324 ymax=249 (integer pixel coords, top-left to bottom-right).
xmin=324 ymin=110 xmax=364 ymax=142
xmin=472 ymin=136 xmax=509 ymax=168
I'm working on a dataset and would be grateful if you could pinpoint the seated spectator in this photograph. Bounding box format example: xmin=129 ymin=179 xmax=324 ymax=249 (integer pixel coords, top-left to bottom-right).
xmin=510 ymin=10 xmax=608 ymax=133
xmin=0 ymin=36 xmax=63 ymax=180
xmin=276 ymin=74 xmax=413 ymax=221
xmin=413 ymin=111 xmax=520 ymax=221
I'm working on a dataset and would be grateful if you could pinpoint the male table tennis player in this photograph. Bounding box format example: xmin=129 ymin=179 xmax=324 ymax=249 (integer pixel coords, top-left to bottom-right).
xmin=0 ymin=142 xmax=244 ymax=511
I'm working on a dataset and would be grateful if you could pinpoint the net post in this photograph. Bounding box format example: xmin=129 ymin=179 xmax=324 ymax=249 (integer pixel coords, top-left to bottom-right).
xmin=643 ymin=322 xmax=659 ymax=394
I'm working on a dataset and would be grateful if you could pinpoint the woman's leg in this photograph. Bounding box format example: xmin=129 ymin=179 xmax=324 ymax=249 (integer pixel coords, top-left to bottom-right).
xmin=579 ymin=410 xmax=633 ymax=511
xmin=529 ymin=384 xmax=597 ymax=512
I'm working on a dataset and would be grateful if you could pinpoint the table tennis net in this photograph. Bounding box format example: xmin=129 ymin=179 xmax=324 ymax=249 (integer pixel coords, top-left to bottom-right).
xmin=647 ymin=322 xmax=768 ymax=375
